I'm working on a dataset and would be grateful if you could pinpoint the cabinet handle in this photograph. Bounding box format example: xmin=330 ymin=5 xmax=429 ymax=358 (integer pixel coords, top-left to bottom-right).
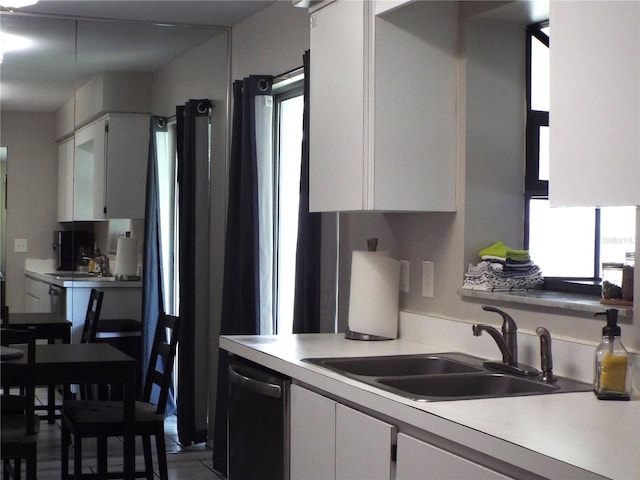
xmin=228 ymin=365 xmax=282 ymax=398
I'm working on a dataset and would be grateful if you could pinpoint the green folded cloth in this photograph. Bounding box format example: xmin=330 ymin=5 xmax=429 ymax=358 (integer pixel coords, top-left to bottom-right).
xmin=478 ymin=241 xmax=508 ymax=259
xmin=478 ymin=241 xmax=530 ymax=261
xmin=506 ymin=249 xmax=530 ymax=262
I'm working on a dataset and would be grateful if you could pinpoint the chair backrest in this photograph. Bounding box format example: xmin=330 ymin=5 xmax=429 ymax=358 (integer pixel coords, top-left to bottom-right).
xmin=142 ymin=313 xmax=181 ymax=414
xmin=80 ymin=289 xmax=104 ymax=344
xmin=1 ymin=328 xmax=36 ymax=435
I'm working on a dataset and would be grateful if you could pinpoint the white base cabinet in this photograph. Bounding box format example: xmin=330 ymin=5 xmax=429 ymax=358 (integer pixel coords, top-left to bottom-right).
xmin=24 ymin=277 xmax=54 ymax=313
xmin=396 ymin=433 xmax=513 ymax=480
xmin=290 ymin=384 xmax=396 ymax=480
xmin=291 ymin=384 xmax=525 ymax=480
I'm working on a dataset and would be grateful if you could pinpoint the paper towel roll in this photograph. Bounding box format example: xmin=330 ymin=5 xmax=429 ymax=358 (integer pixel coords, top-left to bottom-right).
xmin=347 ymin=251 xmax=400 ymax=339
xmin=114 ymin=236 xmax=138 ymax=277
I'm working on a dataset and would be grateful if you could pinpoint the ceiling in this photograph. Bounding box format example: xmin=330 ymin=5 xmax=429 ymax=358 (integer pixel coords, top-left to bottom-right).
xmin=0 ymin=1 xmax=277 ymax=112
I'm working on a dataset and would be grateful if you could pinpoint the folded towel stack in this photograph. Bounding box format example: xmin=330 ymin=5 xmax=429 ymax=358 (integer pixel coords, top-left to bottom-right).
xmin=462 ymin=242 xmax=543 ymax=292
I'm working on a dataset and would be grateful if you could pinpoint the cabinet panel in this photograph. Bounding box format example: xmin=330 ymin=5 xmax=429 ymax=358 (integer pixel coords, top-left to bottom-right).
xmin=335 ymin=403 xmax=395 ymax=480
xmin=57 ymin=137 xmax=74 ymax=222
xmin=310 ymin=0 xmax=367 ymax=212
xmin=290 ymin=384 xmax=336 ymax=479
xmin=74 ymin=119 xmax=107 ymax=220
xmin=550 ymin=1 xmax=640 ymax=207
xmin=72 ymin=113 xmax=148 ymax=220
xmin=309 ymin=0 xmax=457 ymax=212
xmin=396 ymin=433 xmax=513 ymax=480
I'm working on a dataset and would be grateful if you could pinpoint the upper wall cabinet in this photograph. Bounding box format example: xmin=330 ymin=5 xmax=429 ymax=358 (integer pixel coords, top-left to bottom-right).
xmin=549 ymin=1 xmax=640 ymax=207
xmin=309 ymin=0 xmax=457 ymax=212
xmin=73 ymin=113 xmax=149 ymax=220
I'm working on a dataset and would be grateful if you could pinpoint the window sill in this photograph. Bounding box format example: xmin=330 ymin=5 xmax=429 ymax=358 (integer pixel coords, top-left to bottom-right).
xmin=458 ymin=288 xmax=633 ymax=318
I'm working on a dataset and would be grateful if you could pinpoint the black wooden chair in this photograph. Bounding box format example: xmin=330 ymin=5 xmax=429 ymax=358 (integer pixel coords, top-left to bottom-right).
xmin=61 ymin=313 xmax=181 ymax=480
xmin=1 ymin=329 xmax=39 ymax=480
xmin=80 ymin=288 xmax=104 ymax=344
xmin=78 ymin=289 xmax=104 ymax=401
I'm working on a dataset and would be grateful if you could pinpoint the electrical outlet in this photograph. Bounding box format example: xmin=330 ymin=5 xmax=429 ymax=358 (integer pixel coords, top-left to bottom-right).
xmin=14 ymin=238 xmax=28 ymax=253
xmin=422 ymin=261 xmax=434 ymax=298
xmin=399 ymin=260 xmax=410 ymax=293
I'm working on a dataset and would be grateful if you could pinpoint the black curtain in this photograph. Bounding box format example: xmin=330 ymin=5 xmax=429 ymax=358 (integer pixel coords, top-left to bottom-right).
xmin=177 ymin=99 xmax=212 ymax=446
xmin=141 ymin=116 xmax=176 ymax=413
xmin=293 ymin=50 xmax=321 ymax=334
xmin=212 ymin=75 xmax=273 ymax=474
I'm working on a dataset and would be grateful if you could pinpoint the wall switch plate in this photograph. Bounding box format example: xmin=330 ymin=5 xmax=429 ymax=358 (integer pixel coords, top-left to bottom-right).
xmin=14 ymin=238 xmax=28 ymax=252
xmin=422 ymin=261 xmax=434 ymax=298
xmin=399 ymin=260 xmax=410 ymax=293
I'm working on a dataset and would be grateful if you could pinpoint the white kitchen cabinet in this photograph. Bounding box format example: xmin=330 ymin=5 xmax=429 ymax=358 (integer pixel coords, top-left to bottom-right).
xmin=309 ymin=0 xmax=457 ymax=212
xmin=73 ymin=113 xmax=149 ymax=220
xmin=335 ymin=403 xmax=395 ymax=479
xmin=549 ymin=1 xmax=640 ymax=207
xmin=57 ymin=136 xmax=74 ymax=222
xmin=290 ymin=384 xmax=336 ymax=479
xmin=24 ymin=276 xmax=54 ymax=313
xmin=290 ymin=384 xmax=396 ymax=480
xmin=395 ymin=433 xmax=513 ymax=480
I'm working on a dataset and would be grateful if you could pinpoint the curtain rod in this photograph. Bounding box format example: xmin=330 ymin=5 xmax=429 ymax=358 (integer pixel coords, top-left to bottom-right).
xmin=274 ymin=66 xmax=304 ymax=85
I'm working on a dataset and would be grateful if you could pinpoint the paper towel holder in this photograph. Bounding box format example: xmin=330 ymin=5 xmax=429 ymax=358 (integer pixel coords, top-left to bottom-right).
xmin=344 ymin=326 xmax=393 ymax=341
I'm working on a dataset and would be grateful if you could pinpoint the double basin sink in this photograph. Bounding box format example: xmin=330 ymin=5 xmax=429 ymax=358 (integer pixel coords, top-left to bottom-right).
xmin=303 ymin=353 xmax=591 ymax=401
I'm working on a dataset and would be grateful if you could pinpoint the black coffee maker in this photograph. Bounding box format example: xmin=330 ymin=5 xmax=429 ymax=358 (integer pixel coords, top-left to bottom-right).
xmin=52 ymin=230 xmax=91 ymax=271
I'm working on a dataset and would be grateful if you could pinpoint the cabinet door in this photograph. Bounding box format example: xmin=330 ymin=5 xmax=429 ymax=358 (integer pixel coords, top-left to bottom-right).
xmin=290 ymin=384 xmax=336 ymax=479
xmin=104 ymin=114 xmax=149 ymax=219
xmin=74 ymin=118 xmax=107 ymax=220
xmin=24 ymin=277 xmax=53 ymax=313
xmin=373 ymin=1 xmax=457 ymax=211
xmin=57 ymin=137 xmax=74 ymax=222
xmin=310 ymin=0 xmax=368 ymax=212
xmin=396 ymin=433 xmax=513 ymax=480
xmin=335 ymin=403 xmax=396 ymax=480
xmin=549 ymin=1 xmax=640 ymax=207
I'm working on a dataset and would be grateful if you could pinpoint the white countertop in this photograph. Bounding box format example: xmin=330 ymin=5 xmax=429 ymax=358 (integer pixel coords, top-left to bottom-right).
xmin=25 ymin=270 xmax=141 ymax=288
xmin=220 ymin=333 xmax=639 ymax=480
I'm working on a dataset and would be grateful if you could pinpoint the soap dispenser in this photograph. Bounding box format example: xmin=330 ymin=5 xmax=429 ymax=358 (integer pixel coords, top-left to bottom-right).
xmin=593 ymin=309 xmax=631 ymax=400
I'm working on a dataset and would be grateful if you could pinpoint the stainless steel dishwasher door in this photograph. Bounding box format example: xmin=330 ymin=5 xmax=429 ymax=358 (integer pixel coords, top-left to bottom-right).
xmin=228 ymin=357 xmax=290 ymax=480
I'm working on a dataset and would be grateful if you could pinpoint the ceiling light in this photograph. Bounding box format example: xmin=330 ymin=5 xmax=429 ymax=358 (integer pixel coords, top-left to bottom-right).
xmin=0 ymin=0 xmax=39 ymax=8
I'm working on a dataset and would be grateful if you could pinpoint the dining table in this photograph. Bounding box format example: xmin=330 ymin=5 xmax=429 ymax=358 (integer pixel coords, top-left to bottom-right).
xmin=1 ymin=342 xmax=137 ymax=479
xmin=2 ymin=312 xmax=72 ymax=423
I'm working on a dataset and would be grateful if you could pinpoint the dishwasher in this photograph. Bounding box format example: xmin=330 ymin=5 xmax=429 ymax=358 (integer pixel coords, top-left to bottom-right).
xmin=227 ymin=355 xmax=290 ymax=480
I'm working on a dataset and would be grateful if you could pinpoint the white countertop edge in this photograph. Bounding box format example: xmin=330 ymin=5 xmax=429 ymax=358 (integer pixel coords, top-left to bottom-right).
xmin=25 ymin=270 xmax=142 ymax=288
xmin=220 ymin=334 xmax=638 ymax=480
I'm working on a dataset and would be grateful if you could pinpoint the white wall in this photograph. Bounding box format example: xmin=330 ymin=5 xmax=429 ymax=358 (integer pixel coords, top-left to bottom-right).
xmin=1 ymin=111 xmax=59 ymax=311
xmin=231 ymin=1 xmax=309 ymax=80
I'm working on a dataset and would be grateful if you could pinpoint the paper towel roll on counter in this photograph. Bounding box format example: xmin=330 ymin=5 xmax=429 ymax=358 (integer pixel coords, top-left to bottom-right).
xmin=114 ymin=236 xmax=139 ymax=279
xmin=347 ymin=251 xmax=400 ymax=340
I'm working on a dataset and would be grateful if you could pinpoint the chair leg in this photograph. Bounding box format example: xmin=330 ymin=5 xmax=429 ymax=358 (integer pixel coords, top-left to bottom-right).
xmin=26 ymin=445 xmax=37 ymax=480
xmin=73 ymin=434 xmax=83 ymax=480
xmin=14 ymin=459 xmax=20 ymax=480
xmin=142 ymin=435 xmax=153 ymax=480
xmin=155 ymin=430 xmax=168 ymax=480
xmin=97 ymin=437 xmax=108 ymax=480
xmin=61 ymin=425 xmax=71 ymax=479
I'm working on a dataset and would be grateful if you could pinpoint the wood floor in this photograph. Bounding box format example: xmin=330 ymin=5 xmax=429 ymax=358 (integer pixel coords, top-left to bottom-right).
xmin=32 ymin=388 xmax=224 ymax=479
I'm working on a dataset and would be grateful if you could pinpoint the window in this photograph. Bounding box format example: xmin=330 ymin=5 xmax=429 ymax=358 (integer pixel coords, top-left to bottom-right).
xmin=525 ymin=23 xmax=635 ymax=287
xmin=272 ymin=72 xmax=304 ymax=334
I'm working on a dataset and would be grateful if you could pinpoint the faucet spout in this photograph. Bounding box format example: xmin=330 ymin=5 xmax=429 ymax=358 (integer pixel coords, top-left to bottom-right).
xmin=472 ymin=324 xmax=515 ymax=365
xmin=536 ymin=326 xmax=554 ymax=382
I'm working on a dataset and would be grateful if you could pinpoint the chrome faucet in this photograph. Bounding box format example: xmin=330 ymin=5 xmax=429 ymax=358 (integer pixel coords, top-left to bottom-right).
xmin=536 ymin=326 xmax=554 ymax=382
xmin=84 ymin=250 xmax=111 ymax=277
xmin=472 ymin=306 xmax=538 ymax=376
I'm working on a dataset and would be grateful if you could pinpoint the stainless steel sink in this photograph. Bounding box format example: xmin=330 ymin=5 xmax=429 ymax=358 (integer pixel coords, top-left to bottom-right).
xmin=302 ymin=353 xmax=592 ymax=401
xmin=376 ymin=373 xmax=559 ymax=401
xmin=304 ymin=353 xmax=484 ymax=377
xmin=44 ymin=272 xmax=105 ymax=280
